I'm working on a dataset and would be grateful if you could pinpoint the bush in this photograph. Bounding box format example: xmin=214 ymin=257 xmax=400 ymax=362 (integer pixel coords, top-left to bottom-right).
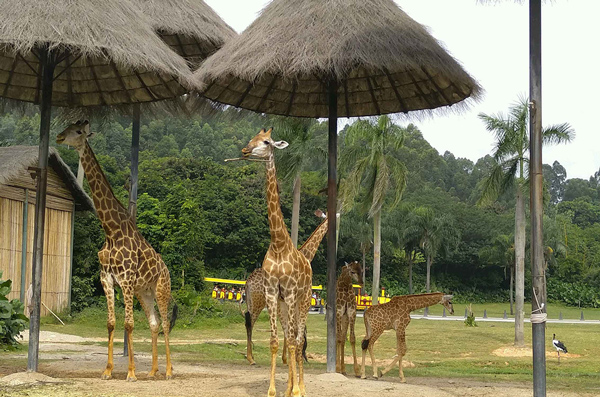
xmin=0 ymin=272 xmax=28 ymax=348
xmin=547 ymin=278 xmax=600 ymax=308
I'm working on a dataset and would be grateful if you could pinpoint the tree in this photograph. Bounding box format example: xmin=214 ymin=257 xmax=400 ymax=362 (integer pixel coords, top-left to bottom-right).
xmin=340 ymin=115 xmax=407 ymax=304
xmin=479 ymin=234 xmax=515 ymax=314
xmin=272 ymin=117 xmax=326 ymax=247
xmin=478 ymin=96 xmax=575 ymax=346
xmin=404 ymin=206 xmax=459 ymax=295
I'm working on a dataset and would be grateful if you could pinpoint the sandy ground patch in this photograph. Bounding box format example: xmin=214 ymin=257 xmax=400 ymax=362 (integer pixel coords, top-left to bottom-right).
xmin=492 ymin=346 xmax=581 ymax=359
xmin=0 ymin=331 xmax=592 ymax=397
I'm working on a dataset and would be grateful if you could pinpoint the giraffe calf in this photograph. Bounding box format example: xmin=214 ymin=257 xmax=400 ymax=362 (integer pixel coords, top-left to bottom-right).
xmin=360 ymin=292 xmax=453 ymax=382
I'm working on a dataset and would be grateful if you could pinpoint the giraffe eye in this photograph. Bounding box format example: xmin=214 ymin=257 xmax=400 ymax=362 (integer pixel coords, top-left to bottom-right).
xmin=264 ymin=140 xmax=270 ymax=145
xmin=76 ymin=130 xmax=82 ymax=134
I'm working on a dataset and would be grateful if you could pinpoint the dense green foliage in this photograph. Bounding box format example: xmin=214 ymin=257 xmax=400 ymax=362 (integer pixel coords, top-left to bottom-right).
xmin=1 ymin=108 xmax=598 ymax=310
xmin=0 ymin=272 xmax=28 ymax=348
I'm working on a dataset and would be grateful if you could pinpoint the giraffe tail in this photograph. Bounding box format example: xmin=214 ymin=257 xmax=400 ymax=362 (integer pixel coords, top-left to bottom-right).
xmin=302 ymin=326 xmax=308 ymax=363
xmin=169 ymin=302 xmax=178 ymax=333
xmin=361 ymin=338 xmax=370 ymax=351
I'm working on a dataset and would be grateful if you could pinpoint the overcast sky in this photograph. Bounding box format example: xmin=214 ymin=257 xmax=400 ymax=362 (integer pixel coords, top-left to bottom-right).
xmin=205 ymin=0 xmax=599 ymax=180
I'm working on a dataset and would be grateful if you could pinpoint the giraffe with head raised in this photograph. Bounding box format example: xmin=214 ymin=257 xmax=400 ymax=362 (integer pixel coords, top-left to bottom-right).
xmin=57 ymin=120 xmax=175 ymax=381
xmin=360 ymin=292 xmax=453 ymax=382
xmin=235 ymin=127 xmax=313 ymax=397
xmin=243 ymin=209 xmax=328 ymax=366
xmin=336 ymin=260 xmax=364 ymax=376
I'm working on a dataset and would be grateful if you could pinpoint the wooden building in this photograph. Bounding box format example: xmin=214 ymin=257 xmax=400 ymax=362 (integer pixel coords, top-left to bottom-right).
xmin=0 ymin=146 xmax=93 ymax=316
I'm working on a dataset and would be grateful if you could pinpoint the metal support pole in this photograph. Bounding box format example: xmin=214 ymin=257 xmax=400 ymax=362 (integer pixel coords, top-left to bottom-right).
xmin=124 ymin=102 xmax=141 ymax=357
xmin=326 ymin=78 xmax=338 ymax=373
xmin=19 ymin=189 xmax=29 ymax=303
xmin=27 ymin=46 xmax=56 ymax=372
xmin=529 ymin=1 xmax=546 ymax=396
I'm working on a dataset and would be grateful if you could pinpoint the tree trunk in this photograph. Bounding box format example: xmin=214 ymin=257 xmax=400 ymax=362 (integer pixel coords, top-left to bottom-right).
xmin=291 ymin=174 xmax=301 ymax=248
xmin=426 ymin=254 xmax=432 ymax=293
xmin=514 ymin=185 xmax=526 ymax=346
xmin=361 ymin=245 xmax=366 ymax=290
xmin=510 ymin=264 xmax=514 ymax=315
xmin=408 ymin=256 xmax=413 ymax=294
xmin=371 ymin=210 xmax=381 ymax=305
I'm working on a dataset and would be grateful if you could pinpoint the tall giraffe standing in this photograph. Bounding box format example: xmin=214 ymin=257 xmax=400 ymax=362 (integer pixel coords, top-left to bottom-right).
xmin=360 ymin=292 xmax=453 ymax=382
xmin=57 ymin=121 xmax=175 ymax=381
xmin=237 ymin=127 xmax=313 ymax=397
xmin=335 ymin=261 xmax=363 ymax=376
xmin=243 ymin=209 xmax=328 ymax=365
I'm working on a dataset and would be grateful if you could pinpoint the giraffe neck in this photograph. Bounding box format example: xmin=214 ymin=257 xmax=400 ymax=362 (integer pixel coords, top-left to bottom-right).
xmin=79 ymin=141 xmax=132 ymax=235
xmin=264 ymin=154 xmax=292 ymax=251
xmin=337 ymin=267 xmax=353 ymax=292
xmin=298 ymin=216 xmax=328 ymax=262
xmin=403 ymin=292 xmax=444 ymax=312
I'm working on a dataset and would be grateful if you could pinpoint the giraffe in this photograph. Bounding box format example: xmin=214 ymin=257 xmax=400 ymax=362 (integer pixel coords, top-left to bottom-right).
xmin=336 ymin=261 xmax=364 ymax=377
xmin=236 ymin=127 xmax=313 ymax=397
xmin=243 ymin=209 xmax=328 ymax=365
xmin=57 ymin=120 xmax=175 ymax=381
xmin=360 ymin=292 xmax=454 ymax=382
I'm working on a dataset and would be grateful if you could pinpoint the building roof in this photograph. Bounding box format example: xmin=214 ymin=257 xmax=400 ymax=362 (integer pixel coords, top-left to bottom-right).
xmin=0 ymin=145 xmax=94 ymax=212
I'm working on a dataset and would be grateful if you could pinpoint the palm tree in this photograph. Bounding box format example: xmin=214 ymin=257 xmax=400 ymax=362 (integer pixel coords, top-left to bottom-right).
xmin=341 ymin=209 xmax=372 ymax=287
xmin=340 ymin=115 xmax=407 ymax=304
xmin=479 ymin=234 xmax=515 ymax=314
xmin=478 ymin=96 xmax=575 ymax=346
xmin=273 ymin=117 xmax=326 ymax=247
xmin=404 ymin=206 xmax=459 ymax=295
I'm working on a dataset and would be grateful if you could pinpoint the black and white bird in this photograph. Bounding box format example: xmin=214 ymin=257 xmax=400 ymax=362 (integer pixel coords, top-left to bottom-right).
xmin=552 ymin=333 xmax=568 ymax=362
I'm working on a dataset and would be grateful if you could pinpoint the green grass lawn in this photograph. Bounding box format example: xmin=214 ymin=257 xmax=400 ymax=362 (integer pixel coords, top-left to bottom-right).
xmin=6 ymin=301 xmax=600 ymax=393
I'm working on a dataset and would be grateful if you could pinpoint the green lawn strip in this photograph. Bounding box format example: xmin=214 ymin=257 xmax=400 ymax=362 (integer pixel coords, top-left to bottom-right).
xmin=10 ymin=303 xmax=599 ymax=392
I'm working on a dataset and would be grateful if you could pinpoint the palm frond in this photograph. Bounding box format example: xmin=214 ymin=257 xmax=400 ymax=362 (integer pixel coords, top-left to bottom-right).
xmin=542 ymin=122 xmax=575 ymax=145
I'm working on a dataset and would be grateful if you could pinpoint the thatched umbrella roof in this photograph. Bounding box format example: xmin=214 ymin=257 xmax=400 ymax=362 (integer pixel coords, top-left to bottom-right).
xmin=142 ymin=0 xmax=236 ymax=68
xmin=195 ymin=0 xmax=482 ymax=118
xmin=0 ymin=146 xmax=94 ymax=211
xmin=0 ymin=0 xmax=193 ymax=107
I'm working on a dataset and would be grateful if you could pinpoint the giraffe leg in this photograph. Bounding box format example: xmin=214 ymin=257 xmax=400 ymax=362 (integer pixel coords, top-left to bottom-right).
xmin=335 ymin=306 xmax=343 ymax=374
xmin=378 ymin=330 xmax=404 ymax=379
xmin=348 ymin=308 xmax=360 ymax=377
xmin=246 ymin=289 xmax=265 ymax=365
xmin=121 ymin=282 xmax=136 ymax=382
xmin=282 ymin=293 xmax=300 ymax=397
xmin=297 ymin=290 xmax=311 ymax=397
xmin=100 ymin=268 xmax=115 ymax=380
xmin=367 ymin=330 xmax=383 ymax=379
xmin=157 ymin=272 xmax=174 ymax=379
xmin=340 ymin=314 xmax=349 ymax=375
xmin=265 ymin=290 xmax=279 ymax=397
xmin=136 ymin=290 xmax=159 ymax=379
xmin=279 ymin=302 xmax=289 ymax=365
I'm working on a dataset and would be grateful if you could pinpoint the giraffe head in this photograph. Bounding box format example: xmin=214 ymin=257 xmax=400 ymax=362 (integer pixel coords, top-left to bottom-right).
xmin=344 ymin=261 xmax=364 ymax=286
xmin=241 ymin=127 xmax=288 ymax=158
xmin=56 ymin=120 xmax=92 ymax=151
xmin=441 ymin=294 xmax=454 ymax=315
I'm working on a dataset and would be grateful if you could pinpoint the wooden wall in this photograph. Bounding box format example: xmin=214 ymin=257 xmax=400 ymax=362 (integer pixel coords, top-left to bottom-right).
xmin=0 ymin=165 xmax=74 ymax=317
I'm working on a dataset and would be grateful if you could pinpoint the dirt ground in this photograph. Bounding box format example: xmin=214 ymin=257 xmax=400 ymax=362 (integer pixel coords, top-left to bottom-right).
xmin=0 ymin=331 xmax=591 ymax=397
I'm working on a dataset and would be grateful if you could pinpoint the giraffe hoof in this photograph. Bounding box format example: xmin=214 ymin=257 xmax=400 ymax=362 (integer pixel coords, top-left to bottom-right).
xmin=100 ymin=373 xmax=112 ymax=380
xmin=126 ymin=375 xmax=137 ymax=382
xmin=400 ymin=379 xmax=407 ymax=384
xmin=360 ymin=375 xmax=367 ymax=380
xmin=377 ymin=369 xmax=383 ymax=378
xmin=165 ymin=374 xmax=173 ymax=380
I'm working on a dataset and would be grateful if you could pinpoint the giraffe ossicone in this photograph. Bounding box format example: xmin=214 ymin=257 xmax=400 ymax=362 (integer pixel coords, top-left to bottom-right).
xmin=57 ymin=121 xmax=176 ymax=382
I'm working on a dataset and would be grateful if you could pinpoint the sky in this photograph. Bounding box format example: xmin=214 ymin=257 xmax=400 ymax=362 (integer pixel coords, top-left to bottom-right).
xmin=205 ymin=0 xmax=600 ymax=180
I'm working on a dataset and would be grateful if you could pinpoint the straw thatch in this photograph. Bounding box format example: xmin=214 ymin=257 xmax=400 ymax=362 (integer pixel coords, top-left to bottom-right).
xmin=0 ymin=146 xmax=93 ymax=211
xmin=0 ymin=0 xmax=193 ymax=107
xmin=195 ymin=0 xmax=483 ymax=118
xmin=142 ymin=0 xmax=236 ymax=68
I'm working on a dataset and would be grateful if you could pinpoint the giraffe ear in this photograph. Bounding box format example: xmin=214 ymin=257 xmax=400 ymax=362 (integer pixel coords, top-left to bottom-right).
xmin=443 ymin=294 xmax=453 ymax=300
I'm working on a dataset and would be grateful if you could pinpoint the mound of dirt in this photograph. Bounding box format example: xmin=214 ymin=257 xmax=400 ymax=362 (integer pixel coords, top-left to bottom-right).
xmin=0 ymin=372 xmax=64 ymax=386
xmin=492 ymin=346 xmax=581 ymax=358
